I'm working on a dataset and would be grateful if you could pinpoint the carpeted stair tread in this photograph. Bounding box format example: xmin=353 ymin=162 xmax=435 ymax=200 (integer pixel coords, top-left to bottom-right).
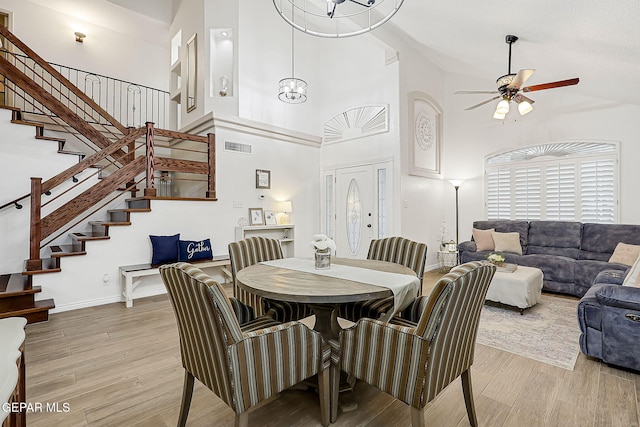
xmin=0 ymin=274 xmax=41 ymax=296
xmin=22 ymin=258 xmax=61 ymax=275
xmin=49 ymin=244 xmax=86 ymax=258
xmin=70 ymin=232 xmax=110 ymax=242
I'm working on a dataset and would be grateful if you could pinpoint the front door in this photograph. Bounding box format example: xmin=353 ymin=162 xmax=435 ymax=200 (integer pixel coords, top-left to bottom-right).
xmin=335 ymin=165 xmax=376 ymax=258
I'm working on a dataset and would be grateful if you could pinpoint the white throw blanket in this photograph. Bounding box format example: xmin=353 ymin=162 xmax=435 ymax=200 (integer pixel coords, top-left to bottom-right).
xmin=260 ymin=258 xmax=420 ymax=321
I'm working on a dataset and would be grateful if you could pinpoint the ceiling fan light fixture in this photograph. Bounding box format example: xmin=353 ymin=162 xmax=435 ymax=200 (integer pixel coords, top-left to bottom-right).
xmin=496 ymin=99 xmax=510 ymax=115
xmin=493 ymin=110 xmax=506 ymax=120
xmin=518 ymin=99 xmax=533 ymax=115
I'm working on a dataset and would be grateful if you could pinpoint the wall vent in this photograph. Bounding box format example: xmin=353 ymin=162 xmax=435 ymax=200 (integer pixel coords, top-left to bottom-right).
xmin=225 ymin=141 xmax=252 ymax=154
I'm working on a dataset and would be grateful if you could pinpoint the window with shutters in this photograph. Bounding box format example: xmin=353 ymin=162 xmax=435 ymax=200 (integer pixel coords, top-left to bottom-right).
xmin=485 ymin=142 xmax=619 ymax=223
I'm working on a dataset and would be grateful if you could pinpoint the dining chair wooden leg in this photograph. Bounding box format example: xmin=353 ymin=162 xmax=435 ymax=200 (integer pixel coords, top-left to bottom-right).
xmin=318 ymin=367 xmax=330 ymax=426
xmin=329 ymin=364 xmax=340 ymax=423
xmin=410 ymin=406 xmax=426 ymax=427
xmin=461 ymin=368 xmax=478 ymax=427
xmin=178 ymin=371 xmax=194 ymax=427
xmin=234 ymin=412 xmax=249 ymax=427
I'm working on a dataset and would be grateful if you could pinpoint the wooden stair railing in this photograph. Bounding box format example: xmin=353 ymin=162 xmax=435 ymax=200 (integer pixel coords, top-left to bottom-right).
xmin=41 ymin=127 xmax=145 ymax=195
xmin=0 ymin=25 xmax=126 ymax=134
xmin=0 ymin=54 xmax=124 ymax=156
xmin=41 ymin=156 xmax=147 ymax=239
xmin=25 ymin=123 xmax=216 ymax=271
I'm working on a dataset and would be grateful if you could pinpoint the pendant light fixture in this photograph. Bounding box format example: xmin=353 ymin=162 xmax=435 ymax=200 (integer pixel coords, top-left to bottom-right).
xmin=278 ymin=25 xmax=307 ymax=103
xmin=273 ymin=0 xmax=404 ymax=38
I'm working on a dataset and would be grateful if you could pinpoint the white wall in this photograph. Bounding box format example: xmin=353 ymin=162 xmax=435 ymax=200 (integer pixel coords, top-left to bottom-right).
xmin=0 ymin=0 xmax=169 ymax=90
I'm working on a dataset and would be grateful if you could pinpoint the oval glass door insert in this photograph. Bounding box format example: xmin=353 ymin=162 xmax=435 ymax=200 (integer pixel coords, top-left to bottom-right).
xmin=346 ymin=178 xmax=362 ymax=255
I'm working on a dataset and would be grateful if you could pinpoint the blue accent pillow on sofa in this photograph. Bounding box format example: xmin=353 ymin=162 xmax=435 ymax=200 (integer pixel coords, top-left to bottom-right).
xmin=150 ymin=234 xmax=180 ymax=265
xmin=178 ymin=238 xmax=213 ymax=262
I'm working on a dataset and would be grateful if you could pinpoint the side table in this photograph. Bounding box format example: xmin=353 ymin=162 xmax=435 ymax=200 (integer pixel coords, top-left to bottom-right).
xmin=437 ymin=250 xmax=458 ymax=273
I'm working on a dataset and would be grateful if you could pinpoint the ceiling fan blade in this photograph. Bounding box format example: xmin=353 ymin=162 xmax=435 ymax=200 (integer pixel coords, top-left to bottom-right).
xmin=522 ymin=78 xmax=579 ymax=93
xmin=455 ymin=90 xmax=499 ymax=95
xmin=508 ymin=69 xmax=535 ymax=90
xmin=465 ymin=96 xmax=501 ymax=111
xmin=513 ymin=94 xmax=535 ymax=104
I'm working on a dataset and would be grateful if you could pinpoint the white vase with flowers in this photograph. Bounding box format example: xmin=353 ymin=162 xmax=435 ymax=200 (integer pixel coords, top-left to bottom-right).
xmin=311 ymin=234 xmax=336 ymax=270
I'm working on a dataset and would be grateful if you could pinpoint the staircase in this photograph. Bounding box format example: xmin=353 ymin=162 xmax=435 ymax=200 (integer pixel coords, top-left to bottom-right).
xmin=0 ymin=26 xmax=216 ymax=323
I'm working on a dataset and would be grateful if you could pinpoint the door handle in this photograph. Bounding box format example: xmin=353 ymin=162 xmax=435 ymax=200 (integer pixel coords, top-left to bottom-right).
xmin=367 ymin=224 xmax=372 ymax=228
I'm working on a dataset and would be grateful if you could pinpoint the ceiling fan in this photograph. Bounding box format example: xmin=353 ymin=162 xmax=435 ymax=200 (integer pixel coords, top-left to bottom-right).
xmin=456 ymin=35 xmax=579 ymax=119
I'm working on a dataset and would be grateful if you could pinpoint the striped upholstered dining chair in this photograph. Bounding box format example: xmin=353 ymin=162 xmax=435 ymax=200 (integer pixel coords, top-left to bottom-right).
xmin=160 ymin=262 xmax=330 ymax=427
xmin=332 ymin=261 xmax=495 ymax=426
xmin=229 ymin=236 xmax=313 ymax=322
xmin=338 ymin=236 xmax=427 ymax=322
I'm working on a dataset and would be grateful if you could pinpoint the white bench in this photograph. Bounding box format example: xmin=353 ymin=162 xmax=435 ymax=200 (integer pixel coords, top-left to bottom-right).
xmin=119 ymin=255 xmax=232 ymax=308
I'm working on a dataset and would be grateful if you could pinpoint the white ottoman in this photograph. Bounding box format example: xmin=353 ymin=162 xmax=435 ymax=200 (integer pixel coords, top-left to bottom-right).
xmin=485 ymin=265 xmax=543 ymax=313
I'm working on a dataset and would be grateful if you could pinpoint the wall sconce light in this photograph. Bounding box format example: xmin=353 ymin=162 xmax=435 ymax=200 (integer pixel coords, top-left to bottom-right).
xmin=74 ymin=32 xmax=86 ymax=43
xmin=276 ymin=201 xmax=292 ymax=225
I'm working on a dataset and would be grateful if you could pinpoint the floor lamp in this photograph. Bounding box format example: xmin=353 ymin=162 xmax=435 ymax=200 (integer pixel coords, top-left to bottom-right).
xmin=448 ymin=180 xmax=463 ymax=246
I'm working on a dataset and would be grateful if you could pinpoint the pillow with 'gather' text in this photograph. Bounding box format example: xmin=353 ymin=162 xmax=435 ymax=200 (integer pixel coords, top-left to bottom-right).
xmin=609 ymin=242 xmax=640 ymax=267
xmin=472 ymin=228 xmax=495 ymax=251
xmin=492 ymin=231 xmax=522 ymax=255
xmin=178 ymin=238 xmax=213 ymax=262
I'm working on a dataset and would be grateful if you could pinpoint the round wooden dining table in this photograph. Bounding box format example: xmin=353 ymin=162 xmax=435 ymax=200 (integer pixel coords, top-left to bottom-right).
xmin=236 ymin=257 xmax=418 ymax=340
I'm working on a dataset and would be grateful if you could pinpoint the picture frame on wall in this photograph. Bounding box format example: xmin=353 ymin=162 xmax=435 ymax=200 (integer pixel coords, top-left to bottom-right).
xmin=408 ymin=91 xmax=442 ymax=178
xmin=249 ymin=208 xmax=265 ymax=226
xmin=256 ymin=169 xmax=271 ymax=189
xmin=264 ymin=210 xmax=277 ymax=225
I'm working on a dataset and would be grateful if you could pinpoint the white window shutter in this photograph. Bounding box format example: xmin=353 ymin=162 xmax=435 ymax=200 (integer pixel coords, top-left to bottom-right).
xmin=485 ymin=145 xmax=617 ymax=224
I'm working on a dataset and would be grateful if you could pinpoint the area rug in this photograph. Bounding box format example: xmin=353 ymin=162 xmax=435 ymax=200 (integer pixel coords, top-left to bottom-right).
xmin=476 ymin=294 xmax=580 ymax=370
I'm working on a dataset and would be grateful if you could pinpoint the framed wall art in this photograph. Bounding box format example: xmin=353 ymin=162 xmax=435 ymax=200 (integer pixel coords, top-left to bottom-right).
xmin=248 ymin=208 xmax=264 ymax=225
xmin=408 ymin=91 xmax=442 ymax=178
xmin=186 ymin=34 xmax=197 ymax=113
xmin=264 ymin=210 xmax=277 ymax=225
xmin=256 ymin=169 xmax=271 ymax=189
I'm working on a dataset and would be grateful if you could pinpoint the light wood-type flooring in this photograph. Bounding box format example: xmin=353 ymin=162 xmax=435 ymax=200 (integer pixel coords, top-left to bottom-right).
xmin=23 ymin=270 xmax=640 ymax=426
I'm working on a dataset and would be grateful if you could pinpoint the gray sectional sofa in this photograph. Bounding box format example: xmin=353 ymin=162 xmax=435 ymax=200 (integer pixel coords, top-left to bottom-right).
xmin=458 ymin=219 xmax=640 ymax=372
xmin=458 ymin=220 xmax=640 ymax=297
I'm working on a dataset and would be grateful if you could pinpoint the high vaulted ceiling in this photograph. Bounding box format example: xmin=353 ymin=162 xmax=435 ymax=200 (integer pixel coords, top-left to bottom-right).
xmin=111 ymin=0 xmax=640 ymax=107
xmin=389 ymin=0 xmax=640 ymax=106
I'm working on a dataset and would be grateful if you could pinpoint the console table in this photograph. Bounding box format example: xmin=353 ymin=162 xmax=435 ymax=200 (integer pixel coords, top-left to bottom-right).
xmin=0 ymin=317 xmax=27 ymax=427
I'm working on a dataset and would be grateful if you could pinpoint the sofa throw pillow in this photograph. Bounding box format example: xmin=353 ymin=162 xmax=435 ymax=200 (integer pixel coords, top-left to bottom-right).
xmin=608 ymin=242 xmax=640 ymax=267
xmin=492 ymin=231 xmax=522 ymax=255
xmin=622 ymin=255 xmax=640 ymax=288
xmin=178 ymin=238 xmax=213 ymax=262
xmin=150 ymin=233 xmax=180 ymax=265
xmin=472 ymin=228 xmax=495 ymax=251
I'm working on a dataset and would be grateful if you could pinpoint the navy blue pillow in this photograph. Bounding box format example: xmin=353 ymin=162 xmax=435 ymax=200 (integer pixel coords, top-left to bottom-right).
xmin=178 ymin=238 xmax=213 ymax=262
xmin=149 ymin=234 xmax=180 ymax=265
